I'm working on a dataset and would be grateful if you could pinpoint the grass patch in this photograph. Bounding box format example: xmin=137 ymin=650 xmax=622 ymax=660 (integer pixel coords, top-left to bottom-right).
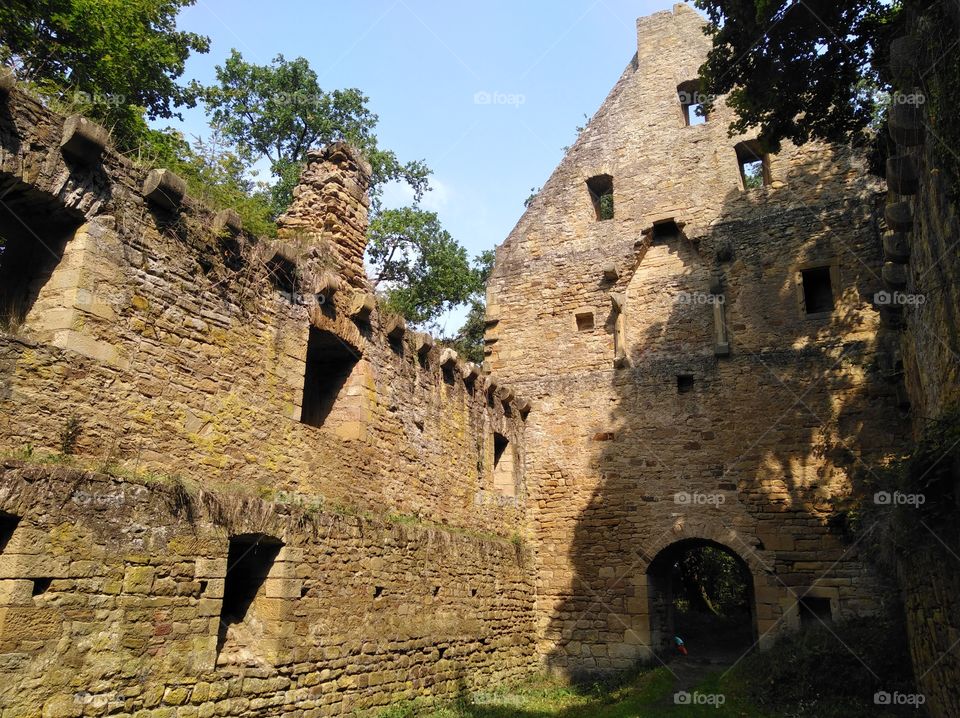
xmin=375 ymin=667 xmax=763 ymax=718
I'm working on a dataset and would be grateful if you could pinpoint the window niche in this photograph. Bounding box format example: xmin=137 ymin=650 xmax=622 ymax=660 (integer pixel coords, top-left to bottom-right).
xmin=677 ymin=374 xmax=694 ymax=393
xmin=677 ymin=80 xmax=707 ymax=126
xmin=216 ymin=534 xmax=284 ymax=667
xmin=300 ymin=327 xmax=362 ymax=429
xmin=586 ymin=174 xmax=614 ymax=221
xmin=0 ymin=181 xmax=81 ymax=331
xmin=492 ymin=432 xmax=517 ymax=498
xmin=575 ymin=311 xmax=594 ymax=332
xmin=651 ymin=219 xmax=683 ymax=245
xmin=798 ymin=595 xmax=833 ymax=627
xmin=735 ymin=141 xmax=771 ymax=190
xmin=799 ymin=264 xmax=837 ymax=317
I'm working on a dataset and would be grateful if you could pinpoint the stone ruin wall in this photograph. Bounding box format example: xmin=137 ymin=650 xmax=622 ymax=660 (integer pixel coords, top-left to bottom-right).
xmin=879 ymin=5 xmax=960 ymax=716
xmin=486 ymin=4 xmax=910 ymax=675
xmin=0 ymin=80 xmax=538 ymax=716
xmin=0 ymin=464 xmax=534 ymax=718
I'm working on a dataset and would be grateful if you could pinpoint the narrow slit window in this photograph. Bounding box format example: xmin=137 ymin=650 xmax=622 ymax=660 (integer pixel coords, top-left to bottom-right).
xmin=677 ymin=80 xmax=707 ymax=126
xmin=586 ymin=175 xmax=614 ymax=221
xmin=301 ymin=327 xmax=360 ymax=428
xmin=801 ymin=266 xmax=835 ymax=315
xmin=735 ymin=141 xmax=770 ymax=189
xmin=493 ymin=432 xmax=516 ymax=497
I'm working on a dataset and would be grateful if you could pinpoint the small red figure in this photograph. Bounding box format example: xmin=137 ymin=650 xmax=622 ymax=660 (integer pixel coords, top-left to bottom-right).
xmin=674 ymin=635 xmax=688 ymax=656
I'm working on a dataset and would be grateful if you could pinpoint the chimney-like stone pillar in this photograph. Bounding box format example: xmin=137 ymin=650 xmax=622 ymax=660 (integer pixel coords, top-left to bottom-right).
xmin=276 ymin=142 xmax=372 ymax=288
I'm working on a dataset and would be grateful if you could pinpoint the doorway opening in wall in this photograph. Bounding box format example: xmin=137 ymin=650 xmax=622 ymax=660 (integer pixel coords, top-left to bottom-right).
xmin=301 ymin=327 xmax=360 ymax=428
xmin=0 ymin=177 xmax=82 ymax=331
xmin=646 ymin=539 xmax=755 ymax=660
xmin=217 ymin=533 xmax=283 ymax=667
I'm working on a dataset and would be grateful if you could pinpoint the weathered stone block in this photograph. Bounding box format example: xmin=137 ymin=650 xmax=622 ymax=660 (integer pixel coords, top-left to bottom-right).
xmin=143 ymin=169 xmax=187 ymax=210
xmin=886 ymin=155 xmax=919 ymax=195
xmin=60 ymin=115 xmax=110 ymax=165
xmin=212 ymin=209 xmax=242 ymax=236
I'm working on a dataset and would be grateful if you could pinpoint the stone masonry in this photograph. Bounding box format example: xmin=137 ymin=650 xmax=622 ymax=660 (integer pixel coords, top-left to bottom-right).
xmin=0 ymin=73 xmax=534 ymax=716
xmin=486 ymin=4 xmax=910 ymax=674
xmin=0 ymin=4 xmax=958 ymax=717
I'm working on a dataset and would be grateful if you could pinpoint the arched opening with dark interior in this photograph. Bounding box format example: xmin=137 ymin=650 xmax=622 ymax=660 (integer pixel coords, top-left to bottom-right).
xmin=646 ymin=538 xmax=756 ymax=660
xmin=0 ymin=176 xmax=82 ymax=331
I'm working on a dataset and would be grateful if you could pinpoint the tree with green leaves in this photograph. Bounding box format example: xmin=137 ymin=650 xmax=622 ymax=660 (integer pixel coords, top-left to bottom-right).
xmin=368 ymin=208 xmax=479 ymax=327
xmin=0 ymin=0 xmax=209 ymax=148
xmin=446 ymin=249 xmax=495 ymax=364
xmin=199 ymin=50 xmax=430 ymax=217
xmin=201 ymin=51 xmax=480 ymax=328
xmin=693 ymin=0 xmax=901 ymax=154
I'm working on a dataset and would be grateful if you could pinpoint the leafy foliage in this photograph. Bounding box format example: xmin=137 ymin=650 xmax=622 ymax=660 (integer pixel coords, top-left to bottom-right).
xmin=199 ymin=51 xmax=430 ymax=215
xmin=0 ymin=0 xmax=209 ymax=148
xmin=694 ymin=0 xmax=901 ymax=153
xmin=146 ymin=127 xmax=277 ymax=237
xmin=672 ymin=545 xmax=750 ymax=617
xmin=369 ymin=208 xmax=478 ymax=326
xmin=739 ymin=613 xmax=915 ymax=717
xmin=446 ymin=250 xmax=495 ymax=363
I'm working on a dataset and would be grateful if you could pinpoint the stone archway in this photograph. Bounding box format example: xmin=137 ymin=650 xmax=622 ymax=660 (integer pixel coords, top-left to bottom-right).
xmin=645 ymin=537 xmax=758 ymax=657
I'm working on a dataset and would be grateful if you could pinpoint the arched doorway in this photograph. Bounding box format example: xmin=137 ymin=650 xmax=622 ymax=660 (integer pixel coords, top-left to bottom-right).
xmin=646 ymin=538 xmax=756 ymax=659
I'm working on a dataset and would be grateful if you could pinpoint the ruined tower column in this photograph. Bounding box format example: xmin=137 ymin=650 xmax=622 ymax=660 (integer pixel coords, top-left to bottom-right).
xmin=276 ymin=143 xmax=372 ymax=289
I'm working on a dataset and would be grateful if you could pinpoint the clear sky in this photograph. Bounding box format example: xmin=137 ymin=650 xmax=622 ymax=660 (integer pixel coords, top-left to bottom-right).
xmin=166 ymin=0 xmax=678 ymax=333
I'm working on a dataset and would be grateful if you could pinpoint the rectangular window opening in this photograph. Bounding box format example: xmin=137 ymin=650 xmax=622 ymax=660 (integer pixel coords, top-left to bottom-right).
xmin=735 ymin=141 xmax=770 ymax=190
xmin=799 ymin=596 xmax=832 ymax=627
xmin=678 ymin=81 xmax=708 ymax=126
xmin=0 ymin=181 xmax=81 ymax=331
xmin=301 ymin=327 xmax=361 ymax=428
xmin=575 ymin=312 xmax=594 ymax=332
xmin=677 ymin=374 xmax=694 ymax=393
xmin=217 ymin=534 xmax=283 ymax=666
xmin=586 ymin=175 xmax=614 ymax=221
xmin=801 ymin=266 xmax=835 ymax=315
xmin=266 ymin=254 xmax=299 ymax=303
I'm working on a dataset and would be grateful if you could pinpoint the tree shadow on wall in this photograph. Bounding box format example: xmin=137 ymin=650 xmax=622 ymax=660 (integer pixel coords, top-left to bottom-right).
xmin=541 ymin=144 xmax=913 ymax=699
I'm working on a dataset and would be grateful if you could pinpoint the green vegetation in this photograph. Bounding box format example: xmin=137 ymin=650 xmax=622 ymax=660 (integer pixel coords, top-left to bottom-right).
xmin=693 ymin=0 xmax=899 ymax=154
xmin=0 ymin=0 xmax=209 ymax=148
xmin=375 ymin=668 xmax=761 ymax=717
xmin=375 ymin=611 xmax=917 ymax=717
xmin=0 ymin=1 xmax=487 ymax=334
xmin=444 ymin=249 xmax=495 ymax=364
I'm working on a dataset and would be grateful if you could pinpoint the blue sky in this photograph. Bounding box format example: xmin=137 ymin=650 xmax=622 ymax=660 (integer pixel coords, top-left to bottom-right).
xmin=167 ymin=0 xmax=677 ymax=333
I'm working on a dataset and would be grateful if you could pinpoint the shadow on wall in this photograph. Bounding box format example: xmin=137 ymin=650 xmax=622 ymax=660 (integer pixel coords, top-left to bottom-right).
xmin=542 ymin=147 xmax=911 ymax=680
